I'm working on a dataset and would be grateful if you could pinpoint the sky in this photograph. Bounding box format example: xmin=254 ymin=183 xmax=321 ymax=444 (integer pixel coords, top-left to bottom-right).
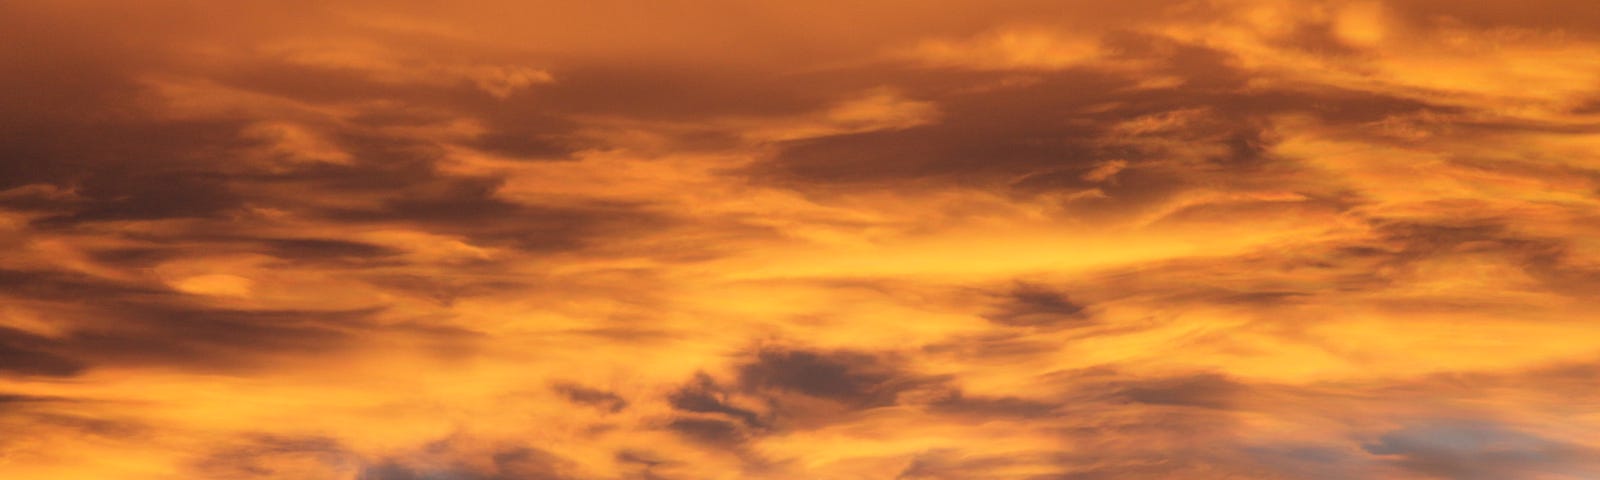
xmin=4 ymin=1 xmax=1600 ymax=478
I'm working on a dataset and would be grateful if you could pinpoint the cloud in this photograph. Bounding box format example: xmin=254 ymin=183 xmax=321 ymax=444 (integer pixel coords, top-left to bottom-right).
xmin=736 ymin=348 xmax=928 ymax=408
xmin=552 ymin=383 xmax=629 ymax=413
xmin=983 ymin=283 xmax=1089 ymax=327
xmin=1113 ymin=374 xmax=1244 ymax=409
xmin=669 ymin=373 xmax=765 ymax=428
xmin=0 ymin=327 xmax=86 ymax=377
xmin=1363 ymin=421 xmax=1600 ymax=479
xmin=6 ymin=0 xmax=1600 ymax=478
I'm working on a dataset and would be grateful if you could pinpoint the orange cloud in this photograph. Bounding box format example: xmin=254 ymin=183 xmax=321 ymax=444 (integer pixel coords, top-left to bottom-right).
xmin=5 ymin=1 xmax=1600 ymax=478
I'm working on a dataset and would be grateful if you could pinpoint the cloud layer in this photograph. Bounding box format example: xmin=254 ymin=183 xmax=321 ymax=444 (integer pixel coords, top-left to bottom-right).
xmin=5 ymin=1 xmax=1600 ymax=478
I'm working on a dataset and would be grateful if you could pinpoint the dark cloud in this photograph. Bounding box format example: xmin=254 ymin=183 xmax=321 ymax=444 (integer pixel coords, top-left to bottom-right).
xmin=921 ymin=331 xmax=1061 ymax=361
xmin=312 ymin=173 xmax=665 ymax=253
xmin=0 ymin=237 xmax=495 ymax=372
xmin=744 ymin=32 xmax=1442 ymax=218
xmin=552 ymin=383 xmax=628 ymax=413
xmin=926 ymin=390 xmax=1058 ymax=419
xmin=665 ymin=418 xmax=748 ymax=447
xmin=467 ymin=124 xmax=582 ymax=160
xmin=660 ymin=348 xmax=949 ymax=451
xmin=359 ymin=462 xmax=489 ymax=480
xmin=669 ymin=373 xmax=764 ymax=427
xmin=1113 ymin=374 xmax=1244 ymax=409
xmin=192 ymin=435 xmax=355 ymax=479
xmin=750 ymin=69 xmax=1124 ymax=187
xmin=898 ymin=446 xmax=1269 ymax=480
xmin=2 ymin=412 xmax=149 ymax=443
xmin=0 ymin=4 xmax=213 ymax=189
xmin=358 ymin=446 xmax=576 ymax=480
xmin=1385 ymin=0 xmax=1600 ymax=34
xmin=614 ymin=449 xmax=674 ymax=470
xmin=490 ymin=448 xmax=575 ymax=479
xmin=1244 ymin=444 xmax=1369 ymax=480
xmin=984 ymin=283 xmax=1089 ymax=327
xmin=1363 ymin=420 xmax=1600 ymax=480
xmin=0 ymin=296 xmax=480 ymax=375
xmin=0 ymin=393 xmax=68 ymax=406
xmin=0 ymin=268 xmax=166 ymax=301
xmin=737 ymin=349 xmax=924 ymax=407
xmin=261 ymin=238 xmax=402 ymax=263
xmin=0 ymin=35 xmax=665 ymax=256
xmin=70 ymin=304 xmax=369 ymax=365
xmin=0 ymin=327 xmax=85 ymax=377
xmin=36 ymin=171 xmax=242 ymax=227
xmin=1345 ymin=219 xmax=1600 ymax=299
xmin=1277 ymin=21 xmax=1366 ymax=57
xmin=84 ymin=247 xmax=187 ymax=268
xmin=359 ymin=274 xmax=525 ymax=306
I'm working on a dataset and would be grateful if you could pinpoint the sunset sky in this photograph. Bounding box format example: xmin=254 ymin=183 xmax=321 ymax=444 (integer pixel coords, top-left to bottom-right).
xmin=5 ymin=1 xmax=1600 ymax=478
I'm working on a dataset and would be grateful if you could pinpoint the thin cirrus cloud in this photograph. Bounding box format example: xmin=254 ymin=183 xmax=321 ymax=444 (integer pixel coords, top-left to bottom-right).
xmin=3 ymin=0 xmax=1600 ymax=478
